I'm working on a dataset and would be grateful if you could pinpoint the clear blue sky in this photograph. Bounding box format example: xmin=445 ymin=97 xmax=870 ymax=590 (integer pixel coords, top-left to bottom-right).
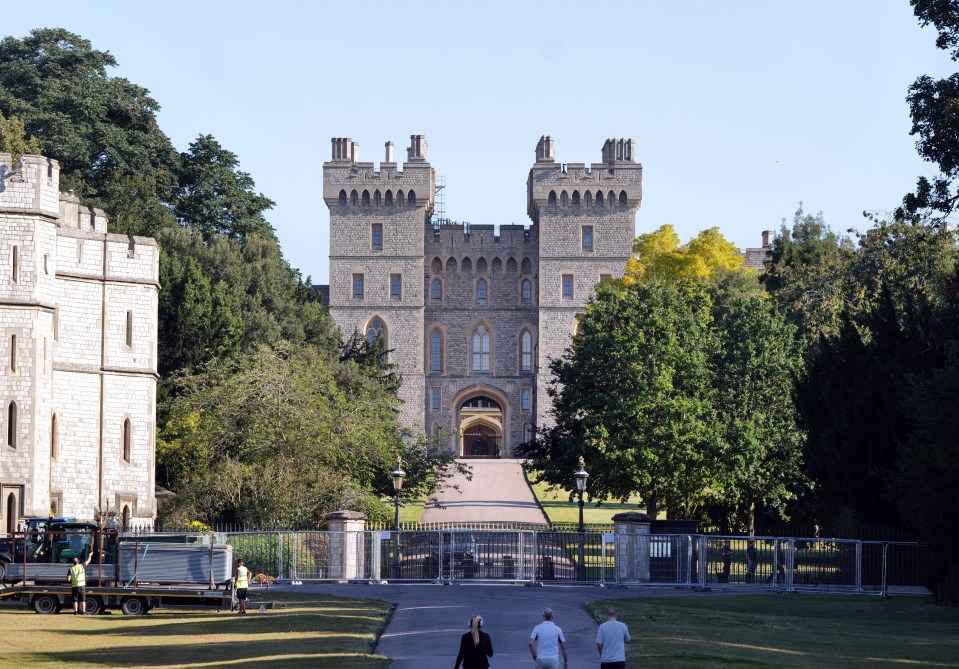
xmin=4 ymin=1 xmax=954 ymax=282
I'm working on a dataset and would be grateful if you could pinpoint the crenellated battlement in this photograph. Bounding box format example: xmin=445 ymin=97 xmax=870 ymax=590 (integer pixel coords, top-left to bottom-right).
xmin=527 ymin=136 xmax=643 ymax=222
xmin=0 ymin=153 xmax=61 ymax=219
xmin=323 ymin=135 xmax=435 ymax=214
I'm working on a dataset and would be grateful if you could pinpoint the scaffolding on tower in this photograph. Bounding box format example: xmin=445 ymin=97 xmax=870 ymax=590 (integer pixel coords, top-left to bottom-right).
xmin=431 ymin=175 xmax=470 ymax=235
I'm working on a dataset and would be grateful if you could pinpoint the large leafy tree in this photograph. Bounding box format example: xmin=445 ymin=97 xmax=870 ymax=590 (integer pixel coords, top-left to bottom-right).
xmin=626 ymin=225 xmax=746 ymax=284
xmin=157 ymin=344 xmax=464 ymax=527
xmin=522 ymin=280 xmax=719 ymax=519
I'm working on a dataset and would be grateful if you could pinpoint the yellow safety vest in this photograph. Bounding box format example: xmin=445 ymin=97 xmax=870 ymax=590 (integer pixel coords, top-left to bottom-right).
xmin=69 ymin=563 xmax=86 ymax=588
xmin=236 ymin=566 xmax=249 ymax=589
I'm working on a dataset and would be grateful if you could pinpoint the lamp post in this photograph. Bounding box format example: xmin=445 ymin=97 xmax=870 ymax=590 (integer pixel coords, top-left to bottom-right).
xmin=391 ymin=457 xmax=405 ymax=579
xmin=573 ymin=455 xmax=589 ymax=581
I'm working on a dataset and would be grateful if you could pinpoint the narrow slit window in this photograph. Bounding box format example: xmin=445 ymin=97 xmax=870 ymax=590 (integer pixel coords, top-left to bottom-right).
xmin=125 ymin=310 xmax=133 ymax=348
xmin=7 ymin=402 xmax=17 ymax=448
xmin=122 ymin=418 xmax=131 ymax=462
xmin=430 ymin=330 xmax=442 ymax=372
xmin=11 ymin=246 xmax=19 ymax=283
xmin=9 ymin=335 xmax=16 ymax=372
xmin=51 ymin=414 xmax=58 ymax=460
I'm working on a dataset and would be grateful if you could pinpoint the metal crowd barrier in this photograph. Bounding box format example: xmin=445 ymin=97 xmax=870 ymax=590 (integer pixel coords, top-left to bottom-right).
xmin=219 ymin=530 xmax=927 ymax=594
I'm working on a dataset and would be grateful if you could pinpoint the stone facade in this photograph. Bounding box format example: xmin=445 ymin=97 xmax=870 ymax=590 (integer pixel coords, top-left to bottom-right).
xmin=0 ymin=154 xmax=158 ymax=532
xmin=323 ymin=136 xmax=642 ymax=457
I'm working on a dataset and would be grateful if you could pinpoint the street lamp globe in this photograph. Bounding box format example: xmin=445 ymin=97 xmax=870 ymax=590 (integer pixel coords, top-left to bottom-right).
xmin=573 ymin=456 xmax=589 ymax=493
xmin=391 ymin=457 xmax=406 ymax=492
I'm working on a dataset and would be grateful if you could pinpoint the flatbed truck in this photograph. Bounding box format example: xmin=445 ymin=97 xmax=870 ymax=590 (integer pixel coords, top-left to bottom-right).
xmin=0 ymin=521 xmax=236 ymax=615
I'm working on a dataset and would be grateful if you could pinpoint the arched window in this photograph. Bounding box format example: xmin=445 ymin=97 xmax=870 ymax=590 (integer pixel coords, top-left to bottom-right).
xmin=608 ymin=190 xmax=616 ymax=207
xmin=397 ymin=190 xmax=404 ymax=206
xmin=430 ymin=329 xmax=443 ymax=373
xmin=472 ymin=325 xmax=491 ymax=373
xmin=122 ymin=418 xmax=131 ymax=462
xmin=572 ymin=191 xmax=580 ymax=206
xmin=585 ymin=191 xmax=592 ymax=207
xmin=561 ymin=190 xmax=568 ymax=207
xmin=374 ymin=190 xmax=381 ymax=207
xmin=431 ymin=278 xmax=442 ymax=301
xmin=548 ymin=190 xmax=556 ymax=206
xmin=520 ymin=330 xmax=532 ymax=372
xmin=596 ymin=190 xmax=604 ymax=207
xmin=367 ymin=318 xmax=387 ymax=348
xmin=7 ymin=401 xmax=17 ymax=448
xmin=50 ymin=414 xmax=58 ymax=460
xmin=5 ymin=493 xmax=16 ymax=534
xmin=476 ymin=278 xmax=487 ymax=303
xmin=362 ymin=190 xmax=370 ymax=206
xmin=619 ymin=190 xmax=628 ymax=207
xmin=338 ymin=190 xmax=347 ymax=206
xmin=521 ymin=279 xmax=532 ymax=304
xmin=385 ymin=190 xmax=393 ymax=207
xmin=350 ymin=190 xmax=358 ymax=206
xmin=408 ymin=190 xmax=416 ymax=207
xmin=122 ymin=505 xmax=131 ymax=532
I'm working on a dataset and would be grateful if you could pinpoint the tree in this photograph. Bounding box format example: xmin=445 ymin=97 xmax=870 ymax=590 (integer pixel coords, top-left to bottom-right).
xmin=157 ymin=343 xmax=463 ymax=527
xmin=521 ymin=280 xmax=718 ymax=519
xmin=709 ymin=289 xmax=808 ymax=533
xmin=0 ymin=111 xmax=40 ymax=159
xmin=626 ymin=225 xmax=746 ymax=284
xmin=0 ymin=28 xmax=179 ymax=221
xmin=900 ymin=1 xmax=959 ymax=220
xmin=174 ymin=135 xmax=276 ymax=242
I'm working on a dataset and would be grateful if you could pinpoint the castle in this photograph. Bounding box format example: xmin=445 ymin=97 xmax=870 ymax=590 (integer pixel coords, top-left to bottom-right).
xmin=0 ymin=154 xmax=158 ymax=532
xmin=323 ymin=136 xmax=642 ymax=457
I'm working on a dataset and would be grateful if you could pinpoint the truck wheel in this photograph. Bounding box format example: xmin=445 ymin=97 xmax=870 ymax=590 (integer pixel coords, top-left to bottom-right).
xmin=120 ymin=596 xmax=147 ymax=616
xmin=0 ymin=560 xmax=7 ymax=582
xmin=32 ymin=594 xmax=61 ymax=615
xmin=84 ymin=596 xmax=104 ymax=616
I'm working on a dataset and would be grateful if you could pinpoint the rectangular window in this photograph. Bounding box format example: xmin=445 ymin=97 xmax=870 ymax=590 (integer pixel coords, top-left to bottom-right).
xmin=431 ymin=387 xmax=441 ymax=411
xmin=125 ymin=311 xmax=133 ymax=348
xmin=522 ymin=389 xmax=531 ymax=412
xmin=372 ymin=224 xmax=383 ymax=251
xmin=390 ymin=273 xmax=402 ymax=300
xmin=353 ymin=274 xmax=364 ymax=299
xmin=582 ymin=226 xmax=594 ymax=252
xmin=599 ymin=273 xmax=612 ymax=283
xmin=562 ymin=274 xmax=574 ymax=300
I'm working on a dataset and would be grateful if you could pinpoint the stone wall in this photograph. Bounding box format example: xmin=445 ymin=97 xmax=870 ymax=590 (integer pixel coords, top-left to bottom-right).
xmin=0 ymin=153 xmax=158 ymax=530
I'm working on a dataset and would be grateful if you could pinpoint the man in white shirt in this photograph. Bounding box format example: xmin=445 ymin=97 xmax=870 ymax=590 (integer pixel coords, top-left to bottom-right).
xmin=595 ymin=607 xmax=631 ymax=669
xmin=529 ymin=607 xmax=569 ymax=669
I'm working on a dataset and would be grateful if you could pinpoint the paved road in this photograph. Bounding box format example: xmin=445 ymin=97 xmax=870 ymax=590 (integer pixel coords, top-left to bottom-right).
xmin=421 ymin=460 xmax=548 ymax=526
xmin=289 ymin=582 xmax=710 ymax=668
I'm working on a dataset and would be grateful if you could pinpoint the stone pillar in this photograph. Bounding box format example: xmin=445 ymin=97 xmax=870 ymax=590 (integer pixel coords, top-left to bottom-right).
xmin=326 ymin=511 xmax=367 ymax=582
xmin=613 ymin=512 xmax=652 ymax=584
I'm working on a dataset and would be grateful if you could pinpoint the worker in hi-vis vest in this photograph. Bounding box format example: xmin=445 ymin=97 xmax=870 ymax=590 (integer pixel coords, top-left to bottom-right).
xmin=66 ymin=551 xmax=94 ymax=615
xmin=234 ymin=559 xmax=250 ymax=614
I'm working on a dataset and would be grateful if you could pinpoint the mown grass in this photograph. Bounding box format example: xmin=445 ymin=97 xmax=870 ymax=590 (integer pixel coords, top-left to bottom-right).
xmin=531 ymin=480 xmax=646 ymax=525
xmin=0 ymin=590 xmax=392 ymax=669
xmin=587 ymin=594 xmax=959 ymax=668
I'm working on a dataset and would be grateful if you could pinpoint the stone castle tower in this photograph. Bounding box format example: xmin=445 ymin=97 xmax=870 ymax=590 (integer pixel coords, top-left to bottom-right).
xmin=323 ymin=136 xmax=641 ymax=458
xmin=0 ymin=153 xmax=159 ymax=532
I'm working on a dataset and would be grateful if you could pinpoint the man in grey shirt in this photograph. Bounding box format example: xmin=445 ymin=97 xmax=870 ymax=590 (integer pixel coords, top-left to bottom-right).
xmin=595 ymin=607 xmax=631 ymax=669
xmin=529 ymin=607 xmax=569 ymax=669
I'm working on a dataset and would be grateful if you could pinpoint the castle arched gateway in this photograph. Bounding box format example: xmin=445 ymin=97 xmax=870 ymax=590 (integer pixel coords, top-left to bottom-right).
xmin=323 ymin=135 xmax=643 ymax=461
xmin=453 ymin=386 xmax=511 ymax=459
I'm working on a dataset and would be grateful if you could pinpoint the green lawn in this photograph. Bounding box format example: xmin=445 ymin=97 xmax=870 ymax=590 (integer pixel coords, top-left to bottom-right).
xmin=531 ymin=480 xmax=646 ymax=525
xmin=588 ymin=594 xmax=959 ymax=668
xmin=0 ymin=591 xmax=392 ymax=669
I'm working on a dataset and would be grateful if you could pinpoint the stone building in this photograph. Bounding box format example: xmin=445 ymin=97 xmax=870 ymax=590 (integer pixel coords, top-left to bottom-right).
xmin=0 ymin=153 xmax=158 ymax=532
xmin=323 ymin=136 xmax=642 ymax=458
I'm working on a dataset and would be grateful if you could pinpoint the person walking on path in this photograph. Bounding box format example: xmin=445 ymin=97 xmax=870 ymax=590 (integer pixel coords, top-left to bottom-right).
xmin=595 ymin=607 xmax=630 ymax=669
xmin=454 ymin=613 xmax=494 ymax=669
xmin=529 ymin=607 xmax=569 ymax=669
xmin=66 ymin=551 xmax=93 ymax=615
xmin=234 ymin=559 xmax=250 ymax=614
